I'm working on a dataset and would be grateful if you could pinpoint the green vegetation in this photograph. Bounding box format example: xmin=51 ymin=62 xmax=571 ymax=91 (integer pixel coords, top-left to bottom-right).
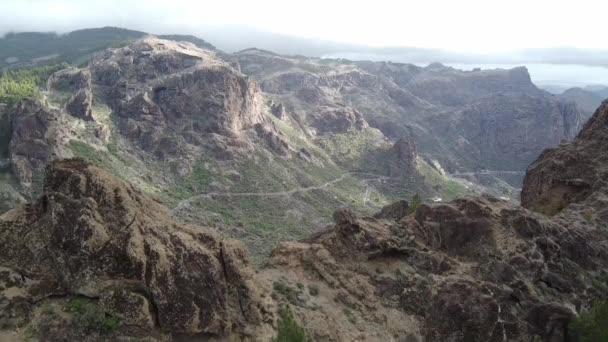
xmin=316 ymin=128 xmax=390 ymax=173
xmin=408 ymin=192 xmax=421 ymax=214
xmin=0 ymin=63 xmax=68 ymax=106
xmin=65 ymin=298 xmax=120 ymax=335
xmin=417 ymin=159 xmax=469 ymax=200
xmin=273 ymin=281 xmax=303 ymax=305
xmin=0 ymin=28 xmax=145 ymax=68
xmin=570 ymin=301 xmax=608 ymax=342
xmin=274 ymin=306 xmax=306 ymax=342
xmin=0 ymin=28 xmax=216 ymax=69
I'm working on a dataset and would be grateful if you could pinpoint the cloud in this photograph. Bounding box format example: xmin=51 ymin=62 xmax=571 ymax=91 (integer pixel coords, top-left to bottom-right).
xmin=2 ymin=0 xmax=608 ymax=52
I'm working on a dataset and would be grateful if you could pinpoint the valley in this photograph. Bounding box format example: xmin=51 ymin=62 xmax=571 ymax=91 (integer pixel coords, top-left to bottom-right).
xmin=0 ymin=27 xmax=607 ymax=342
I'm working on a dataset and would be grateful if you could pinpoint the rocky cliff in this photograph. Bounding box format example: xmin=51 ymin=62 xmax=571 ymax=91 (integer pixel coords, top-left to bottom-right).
xmin=0 ymin=159 xmax=274 ymax=341
xmin=522 ymin=100 xmax=608 ymax=215
xmin=233 ymin=52 xmax=584 ymax=176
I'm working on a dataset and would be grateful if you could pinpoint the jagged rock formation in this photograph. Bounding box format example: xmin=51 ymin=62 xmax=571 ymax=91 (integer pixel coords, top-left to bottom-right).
xmin=387 ymin=137 xmax=418 ymax=177
xmin=90 ymin=37 xmax=274 ymax=160
xmin=233 ymin=52 xmax=584 ymax=175
xmin=267 ymin=195 xmax=608 ymax=341
xmin=309 ymin=106 xmax=369 ymax=135
xmin=48 ymin=68 xmax=95 ymax=121
xmin=522 ymin=100 xmax=608 ymax=215
xmin=0 ymin=159 xmax=274 ymax=340
xmin=8 ymin=99 xmax=67 ymax=189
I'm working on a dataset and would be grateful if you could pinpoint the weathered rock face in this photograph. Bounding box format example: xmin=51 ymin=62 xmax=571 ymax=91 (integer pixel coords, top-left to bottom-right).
xmin=522 ymin=100 xmax=608 ymax=214
xmin=269 ymin=101 xmax=287 ymax=120
xmin=441 ymin=93 xmax=584 ymax=171
xmin=388 ymin=137 xmax=418 ymax=177
xmin=558 ymin=87 xmax=604 ymax=118
xmin=267 ymin=195 xmax=608 ymax=341
xmin=90 ymin=38 xmax=269 ymax=159
xmin=309 ymin=106 xmax=369 ymax=135
xmin=0 ymin=159 xmax=273 ymax=339
xmin=8 ymin=99 xmax=65 ymax=189
xmin=234 ymin=51 xmax=584 ymax=178
xmin=48 ymin=68 xmax=95 ymax=121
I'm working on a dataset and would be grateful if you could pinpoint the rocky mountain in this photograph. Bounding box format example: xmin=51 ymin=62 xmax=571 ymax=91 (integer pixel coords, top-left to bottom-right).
xmin=0 ymin=33 xmax=607 ymax=341
xmin=1 ymin=37 xmax=478 ymax=262
xmin=232 ymin=50 xmax=583 ymax=180
xmin=0 ymin=159 xmax=275 ymax=341
xmin=558 ymin=87 xmax=605 ymax=118
xmin=0 ymin=99 xmax=607 ymax=342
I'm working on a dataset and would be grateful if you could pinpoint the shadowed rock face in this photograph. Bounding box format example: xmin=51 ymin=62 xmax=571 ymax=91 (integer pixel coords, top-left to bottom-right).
xmin=234 ymin=52 xmax=584 ymax=174
xmin=48 ymin=68 xmax=94 ymax=121
xmin=0 ymin=159 xmax=273 ymax=339
xmin=522 ymin=100 xmax=608 ymax=214
xmin=8 ymin=99 xmax=65 ymax=189
xmin=388 ymin=137 xmax=418 ymax=177
xmin=445 ymin=93 xmax=583 ymax=171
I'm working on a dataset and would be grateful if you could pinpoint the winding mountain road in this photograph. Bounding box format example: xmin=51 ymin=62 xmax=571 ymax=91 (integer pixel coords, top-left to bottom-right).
xmin=449 ymin=170 xmax=525 ymax=177
xmin=170 ymin=171 xmax=395 ymax=214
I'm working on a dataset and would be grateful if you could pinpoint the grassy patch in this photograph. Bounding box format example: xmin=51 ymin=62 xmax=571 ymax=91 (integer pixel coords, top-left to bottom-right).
xmin=65 ymin=298 xmax=120 ymax=335
xmin=274 ymin=306 xmax=306 ymax=342
xmin=570 ymin=301 xmax=608 ymax=342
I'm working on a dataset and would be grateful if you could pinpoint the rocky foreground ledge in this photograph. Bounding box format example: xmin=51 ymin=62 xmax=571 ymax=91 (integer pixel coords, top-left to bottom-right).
xmin=0 ymin=159 xmax=275 ymax=341
xmin=1 ymin=158 xmax=607 ymax=341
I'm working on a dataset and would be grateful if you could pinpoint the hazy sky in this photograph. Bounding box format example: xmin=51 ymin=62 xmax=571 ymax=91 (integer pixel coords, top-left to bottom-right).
xmin=1 ymin=0 xmax=606 ymax=52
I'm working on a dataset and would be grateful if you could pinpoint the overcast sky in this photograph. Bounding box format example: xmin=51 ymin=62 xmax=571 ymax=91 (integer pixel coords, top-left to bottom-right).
xmin=1 ymin=0 xmax=607 ymax=53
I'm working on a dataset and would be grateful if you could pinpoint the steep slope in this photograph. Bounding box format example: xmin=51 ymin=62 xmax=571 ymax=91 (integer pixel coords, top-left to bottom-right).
xmin=0 ymin=38 xmax=473 ymax=261
xmin=261 ymin=101 xmax=608 ymax=339
xmin=558 ymin=87 xmax=604 ymax=118
xmin=0 ymin=159 xmax=274 ymax=341
xmin=232 ymin=51 xmax=583 ymax=182
xmin=522 ymin=100 xmax=608 ymax=215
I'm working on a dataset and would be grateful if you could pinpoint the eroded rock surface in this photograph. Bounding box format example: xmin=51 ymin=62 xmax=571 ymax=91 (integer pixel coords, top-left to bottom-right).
xmin=0 ymin=159 xmax=273 ymax=340
xmin=266 ymin=195 xmax=608 ymax=341
xmin=522 ymin=100 xmax=608 ymax=215
xmin=90 ymin=38 xmax=274 ymax=160
xmin=8 ymin=99 xmax=66 ymax=189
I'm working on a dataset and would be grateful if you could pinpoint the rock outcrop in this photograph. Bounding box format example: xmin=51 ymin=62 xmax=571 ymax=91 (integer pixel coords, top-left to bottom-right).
xmin=90 ymin=38 xmax=270 ymax=160
xmin=234 ymin=51 xmax=583 ymax=178
xmin=522 ymin=100 xmax=608 ymax=214
xmin=443 ymin=93 xmax=583 ymax=171
xmin=8 ymin=99 xmax=65 ymax=189
xmin=48 ymin=68 xmax=95 ymax=121
xmin=0 ymin=159 xmax=273 ymax=340
xmin=388 ymin=137 xmax=418 ymax=177
xmin=309 ymin=106 xmax=369 ymax=135
xmin=267 ymin=195 xmax=608 ymax=341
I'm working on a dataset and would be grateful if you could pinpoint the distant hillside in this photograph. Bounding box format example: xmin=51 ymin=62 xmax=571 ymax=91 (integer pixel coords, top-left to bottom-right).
xmin=558 ymin=87 xmax=605 ymax=117
xmin=0 ymin=27 xmax=215 ymax=69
